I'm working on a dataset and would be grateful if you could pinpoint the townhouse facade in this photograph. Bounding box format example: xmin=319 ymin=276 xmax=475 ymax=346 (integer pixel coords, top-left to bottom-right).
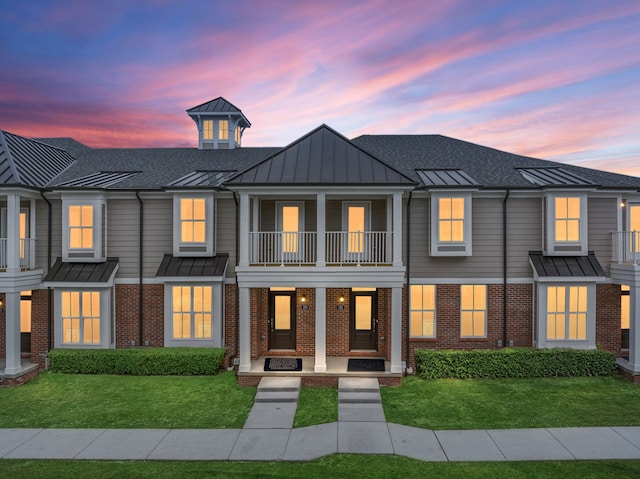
xmin=1 ymin=97 xmax=640 ymax=386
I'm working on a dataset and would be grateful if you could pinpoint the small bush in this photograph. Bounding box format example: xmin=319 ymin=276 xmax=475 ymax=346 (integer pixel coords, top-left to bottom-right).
xmin=48 ymin=348 xmax=226 ymax=375
xmin=415 ymin=348 xmax=617 ymax=380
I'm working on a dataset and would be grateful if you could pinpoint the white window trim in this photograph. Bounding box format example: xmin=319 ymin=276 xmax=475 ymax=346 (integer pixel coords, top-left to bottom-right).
xmin=545 ymin=192 xmax=588 ymax=256
xmin=460 ymin=284 xmax=487 ymax=338
xmin=163 ymin=282 xmax=223 ymax=347
xmin=53 ymin=287 xmax=113 ymax=349
xmin=536 ymin=282 xmax=596 ymax=349
xmin=173 ymin=193 xmax=215 ymax=257
xmin=61 ymin=196 xmax=105 ymax=262
xmin=430 ymin=192 xmax=472 ymax=257
xmin=409 ymin=284 xmax=436 ymax=338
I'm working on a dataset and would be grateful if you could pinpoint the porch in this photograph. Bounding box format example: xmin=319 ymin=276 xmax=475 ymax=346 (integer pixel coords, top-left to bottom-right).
xmin=237 ymin=356 xmax=402 ymax=387
xmin=0 ymin=358 xmax=39 ymax=387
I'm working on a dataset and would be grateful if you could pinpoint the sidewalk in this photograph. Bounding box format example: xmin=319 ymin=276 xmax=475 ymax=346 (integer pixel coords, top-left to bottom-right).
xmin=2 ymin=376 xmax=640 ymax=462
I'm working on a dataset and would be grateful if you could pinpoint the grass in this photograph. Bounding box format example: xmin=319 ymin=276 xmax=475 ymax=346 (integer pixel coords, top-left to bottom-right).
xmin=0 ymin=371 xmax=255 ymax=429
xmin=381 ymin=375 xmax=640 ymax=430
xmin=294 ymin=387 xmax=338 ymax=427
xmin=1 ymin=457 xmax=640 ymax=478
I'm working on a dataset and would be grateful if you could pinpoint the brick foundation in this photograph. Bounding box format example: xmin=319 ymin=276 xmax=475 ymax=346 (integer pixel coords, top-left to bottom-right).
xmin=0 ymin=366 xmax=39 ymax=387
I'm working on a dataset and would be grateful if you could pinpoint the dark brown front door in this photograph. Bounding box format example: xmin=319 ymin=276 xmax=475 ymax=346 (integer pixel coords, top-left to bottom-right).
xmin=268 ymin=291 xmax=296 ymax=350
xmin=349 ymin=291 xmax=377 ymax=350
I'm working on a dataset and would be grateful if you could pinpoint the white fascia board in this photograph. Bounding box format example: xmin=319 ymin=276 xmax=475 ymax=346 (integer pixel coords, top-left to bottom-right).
xmin=408 ymin=277 xmax=534 ymax=285
xmin=534 ymin=276 xmax=607 ymax=283
xmin=0 ymin=187 xmax=42 ymax=199
xmin=0 ymin=269 xmax=44 ymax=292
xmin=155 ymin=276 xmax=225 ymax=283
xmin=228 ymin=186 xmax=412 ymax=196
xmin=235 ymin=266 xmax=406 ymax=288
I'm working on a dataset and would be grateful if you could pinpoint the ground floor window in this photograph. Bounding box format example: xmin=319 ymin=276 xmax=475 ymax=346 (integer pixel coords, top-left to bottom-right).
xmin=410 ymin=285 xmax=435 ymax=337
xmin=172 ymin=285 xmax=212 ymax=340
xmin=60 ymin=291 xmax=101 ymax=345
xmin=460 ymin=284 xmax=486 ymax=338
xmin=546 ymin=285 xmax=587 ymax=341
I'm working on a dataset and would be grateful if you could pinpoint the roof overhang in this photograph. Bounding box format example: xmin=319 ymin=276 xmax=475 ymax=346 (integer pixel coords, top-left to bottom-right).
xmin=43 ymin=258 xmax=119 ymax=288
xmin=529 ymin=251 xmax=607 ymax=283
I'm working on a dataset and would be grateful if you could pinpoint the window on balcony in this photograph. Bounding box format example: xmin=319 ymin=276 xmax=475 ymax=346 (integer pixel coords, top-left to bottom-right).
xmin=545 ymin=193 xmax=587 ymax=255
xmin=431 ymin=192 xmax=472 ymax=256
xmin=410 ymin=285 xmax=435 ymax=338
xmin=276 ymin=202 xmax=304 ymax=261
xmin=460 ymin=284 xmax=486 ymax=338
xmin=173 ymin=194 xmax=214 ymax=256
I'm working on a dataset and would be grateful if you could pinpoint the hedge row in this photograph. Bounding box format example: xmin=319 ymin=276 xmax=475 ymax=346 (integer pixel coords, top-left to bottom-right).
xmin=415 ymin=348 xmax=617 ymax=380
xmin=48 ymin=348 xmax=226 ymax=375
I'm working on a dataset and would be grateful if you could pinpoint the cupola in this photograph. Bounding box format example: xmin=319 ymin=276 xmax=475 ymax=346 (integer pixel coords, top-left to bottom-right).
xmin=186 ymin=97 xmax=251 ymax=150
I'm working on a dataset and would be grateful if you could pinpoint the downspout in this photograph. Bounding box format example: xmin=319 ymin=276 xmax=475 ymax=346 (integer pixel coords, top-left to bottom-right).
xmin=40 ymin=191 xmax=53 ymax=354
xmin=135 ymin=192 xmax=144 ymax=346
xmin=232 ymin=191 xmax=240 ymax=364
xmin=405 ymin=191 xmax=413 ymax=373
xmin=503 ymin=189 xmax=510 ymax=347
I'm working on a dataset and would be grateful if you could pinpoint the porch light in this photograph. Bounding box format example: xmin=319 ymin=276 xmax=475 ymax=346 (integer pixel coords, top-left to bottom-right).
xmin=621 ymin=201 xmax=626 ymax=207
xmin=300 ymin=295 xmax=306 ymax=303
xmin=339 ymin=296 xmax=345 ymax=303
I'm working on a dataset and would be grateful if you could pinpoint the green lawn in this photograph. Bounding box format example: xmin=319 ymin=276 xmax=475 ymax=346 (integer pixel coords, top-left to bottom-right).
xmin=294 ymin=386 xmax=338 ymax=427
xmin=1 ymin=457 xmax=640 ymax=479
xmin=0 ymin=371 xmax=255 ymax=429
xmin=382 ymin=376 xmax=640 ymax=430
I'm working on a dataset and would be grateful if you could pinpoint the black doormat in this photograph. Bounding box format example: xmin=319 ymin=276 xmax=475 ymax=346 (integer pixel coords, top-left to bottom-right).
xmin=347 ymin=358 xmax=385 ymax=372
xmin=264 ymin=357 xmax=302 ymax=372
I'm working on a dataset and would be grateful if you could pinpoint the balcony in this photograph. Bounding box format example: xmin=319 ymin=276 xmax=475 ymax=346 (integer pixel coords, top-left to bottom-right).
xmin=249 ymin=231 xmax=392 ymax=266
xmin=0 ymin=238 xmax=36 ymax=271
xmin=611 ymin=231 xmax=640 ymax=264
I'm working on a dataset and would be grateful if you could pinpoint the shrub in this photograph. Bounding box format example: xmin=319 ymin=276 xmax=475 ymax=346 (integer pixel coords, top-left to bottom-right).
xmin=415 ymin=348 xmax=617 ymax=380
xmin=48 ymin=348 xmax=226 ymax=375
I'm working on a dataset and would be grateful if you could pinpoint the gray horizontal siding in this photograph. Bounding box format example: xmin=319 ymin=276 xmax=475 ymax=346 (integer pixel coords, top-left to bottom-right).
xmin=216 ymin=197 xmax=237 ymax=278
xmin=506 ymin=197 xmax=542 ymax=278
xmin=588 ymin=197 xmax=616 ymax=276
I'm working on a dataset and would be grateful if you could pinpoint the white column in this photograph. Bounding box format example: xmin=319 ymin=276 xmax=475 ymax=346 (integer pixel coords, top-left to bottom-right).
xmin=251 ymin=197 xmax=259 ymax=262
xmin=392 ymin=193 xmax=403 ymax=267
xmin=29 ymin=199 xmax=36 ymax=269
xmin=390 ymin=286 xmax=403 ymax=373
xmin=4 ymin=292 xmax=22 ymax=374
xmin=386 ymin=196 xmax=393 ymax=263
xmin=316 ymin=193 xmax=326 ymax=267
xmin=629 ymin=283 xmax=640 ymax=372
xmin=6 ymin=193 xmax=20 ymax=273
xmin=314 ymin=287 xmax=327 ymax=372
xmin=239 ymin=193 xmax=250 ymax=267
xmin=238 ymin=286 xmax=252 ymax=372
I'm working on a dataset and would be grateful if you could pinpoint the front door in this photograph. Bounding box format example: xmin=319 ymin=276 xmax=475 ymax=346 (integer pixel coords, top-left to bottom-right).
xmin=20 ymin=291 xmax=32 ymax=354
xmin=350 ymin=291 xmax=377 ymax=350
xmin=268 ymin=291 xmax=296 ymax=350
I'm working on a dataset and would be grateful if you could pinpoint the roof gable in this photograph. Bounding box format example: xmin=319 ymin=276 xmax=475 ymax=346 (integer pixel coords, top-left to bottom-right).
xmin=186 ymin=97 xmax=251 ymax=128
xmin=0 ymin=130 xmax=76 ymax=187
xmin=228 ymin=125 xmax=415 ymax=186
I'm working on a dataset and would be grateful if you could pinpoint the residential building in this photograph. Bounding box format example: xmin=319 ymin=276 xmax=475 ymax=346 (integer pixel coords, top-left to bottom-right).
xmin=1 ymin=97 xmax=639 ymax=386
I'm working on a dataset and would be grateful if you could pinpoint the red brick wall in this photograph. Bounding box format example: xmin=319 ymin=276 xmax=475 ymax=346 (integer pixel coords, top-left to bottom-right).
xmin=114 ymin=284 xmax=164 ymax=348
xmin=596 ymin=283 xmax=621 ymax=356
xmin=30 ymin=289 xmax=51 ymax=367
xmin=0 ymin=293 xmax=5 ymax=357
xmin=224 ymin=284 xmax=237 ymax=367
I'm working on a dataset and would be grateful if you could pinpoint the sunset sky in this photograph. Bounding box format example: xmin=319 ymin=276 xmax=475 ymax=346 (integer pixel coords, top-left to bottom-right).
xmin=1 ymin=0 xmax=639 ymax=175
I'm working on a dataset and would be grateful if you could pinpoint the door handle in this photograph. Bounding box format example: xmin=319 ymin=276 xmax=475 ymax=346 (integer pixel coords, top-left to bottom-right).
xmin=373 ymin=318 xmax=378 ymax=331
xmin=270 ymin=318 xmax=274 ymax=331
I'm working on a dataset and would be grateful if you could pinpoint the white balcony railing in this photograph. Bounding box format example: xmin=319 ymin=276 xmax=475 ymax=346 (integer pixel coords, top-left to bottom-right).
xmin=611 ymin=231 xmax=640 ymax=264
xmin=0 ymin=238 xmax=36 ymax=270
xmin=248 ymin=231 xmax=391 ymax=265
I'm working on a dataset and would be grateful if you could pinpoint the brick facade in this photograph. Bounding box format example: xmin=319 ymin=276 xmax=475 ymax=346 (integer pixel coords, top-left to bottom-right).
xmin=596 ymin=283 xmax=622 ymax=356
xmin=114 ymin=284 xmax=164 ymax=349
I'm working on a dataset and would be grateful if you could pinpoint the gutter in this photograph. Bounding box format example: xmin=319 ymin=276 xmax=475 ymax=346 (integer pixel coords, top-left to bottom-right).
xmin=40 ymin=190 xmax=53 ymax=354
xmin=135 ymin=192 xmax=144 ymax=346
xmin=503 ymin=189 xmax=510 ymax=347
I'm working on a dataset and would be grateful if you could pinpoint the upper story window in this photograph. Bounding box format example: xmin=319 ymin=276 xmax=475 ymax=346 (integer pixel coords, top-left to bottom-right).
xmin=62 ymin=197 xmax=105 ymax=261
xmin=430 ymin=192 xmax=472 ymax=256
xmin=545 ymin=193 xmax=587 ymax=255
xmin=235 ymin=126 xmax=241 ymax=145
xmin=219 ymin=120 xmax=229 ymax=140
xmin=173 ymin=194 xmax=214 ymax=256
xmin=203 ymin=120 xmax=213 ymax=140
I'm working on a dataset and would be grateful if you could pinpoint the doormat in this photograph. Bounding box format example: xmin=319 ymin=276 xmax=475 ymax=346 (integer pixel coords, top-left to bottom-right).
xmin=264 ymin=357 xmax=302 ymax=372
xmin=347 ymin=358 xmax=385 ymax=372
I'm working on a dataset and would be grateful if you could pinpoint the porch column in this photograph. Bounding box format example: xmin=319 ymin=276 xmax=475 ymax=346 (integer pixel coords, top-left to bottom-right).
xmin=6 ymin=193 xmax=20 ymax=273
xmin=238 ymin=286 xmax=251 ymax=372
xmin=239 ymin=193 xmax=250 ymax=267
xmin=4 ymin=292 xmax=22 ymax=374
xmin=251 ymin=197 xmax=259 ymax=262
xmin=629 ymin=283 xmax=640 ymax=372
xmin=29 ymin=199 xmax=36 ymax=269
xmin=390 ymin=286 xmax=403 ymax=373
xmin=314 ymin=287 xmax=327 ymax=372
xmin=392 ymin=193 xmax=402 ymax=267
xmin=316 ymin=193 xmax=325 ymax=267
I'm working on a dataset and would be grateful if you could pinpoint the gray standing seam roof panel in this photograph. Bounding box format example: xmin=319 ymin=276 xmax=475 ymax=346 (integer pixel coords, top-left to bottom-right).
xmin=529 ymin=251 xmax=606 ymax=278
xmin=416 ymin=169 xmax=479 ymax=187
xmin=43 ymin=258 xmax=119 ymax=283
xmin=187 ymin=97 xmax=241 ymax=114
xmin=518 ymin=168 xmax=595 ymax=186
xmin=155 ymin=253 xmax=228 ymax=277
xmin=55 ymin=171 xmax=141 ymax=188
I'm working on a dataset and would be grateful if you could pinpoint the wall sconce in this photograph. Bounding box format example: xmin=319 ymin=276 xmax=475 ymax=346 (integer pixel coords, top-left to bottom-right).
xmin=0 ymin=298 xmax=3 ymax=313
xmin=621 ymin=201 xmax=626 ymax=208
xmin=300 ymin=295 xmax=306 ymax=303
xmin=339 ymin=296 xmax=345 ymax=303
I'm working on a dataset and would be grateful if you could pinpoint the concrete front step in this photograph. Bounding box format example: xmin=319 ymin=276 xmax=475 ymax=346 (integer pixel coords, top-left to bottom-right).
xmin=258 ymin=377 xmax=301 ymax=390
xmin=255 ymin=390 xmax=300 ymax=403
xmin=338 ymin=377 xmax=380 ymax=390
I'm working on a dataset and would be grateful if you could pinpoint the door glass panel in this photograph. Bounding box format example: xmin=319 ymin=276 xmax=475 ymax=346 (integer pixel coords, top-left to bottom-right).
xmin=274 ymin=295 xmax=291 ymax=330
xmin=348 ymin=206 xmax=365 ymax=253
xmin=20 ymin=298 xmax=31 ymax=333
xmin=281 ymin=206 xmax=299 ymax=253
xmin=622 ymin=285 xmax=630 ymax=329
xmin=355 ymin=296 xmax=372 ymax=330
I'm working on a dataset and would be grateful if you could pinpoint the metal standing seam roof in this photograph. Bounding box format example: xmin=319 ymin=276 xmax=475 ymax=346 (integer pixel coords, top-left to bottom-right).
xmin=43 ymin=257 xmax=119 ymax=283
xmin=165 ymin=170 xmax=237 ymax=188
xmin=227 ymin=124 xmax=416 ymax=186
xmin=416 ymin=169 xmax=479 ymax=187
xmin=155 ymin=253 xmax=229 ymax=277
xmin=186 ymin=97 xmax=251 ymax=127
xmin=0 ymin=130 xmax=76 ymax=187
xmin=528 ymin=251 xmax=606 ymax=278
xmin=54 ymin=171 xmax=141 ymax=188
xmin=518 ymin=168 xmax=595 ymax=186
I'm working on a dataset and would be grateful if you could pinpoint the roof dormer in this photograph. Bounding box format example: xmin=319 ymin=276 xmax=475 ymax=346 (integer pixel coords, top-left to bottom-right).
xmin=186 ymin=97 xmax=251 ymax=150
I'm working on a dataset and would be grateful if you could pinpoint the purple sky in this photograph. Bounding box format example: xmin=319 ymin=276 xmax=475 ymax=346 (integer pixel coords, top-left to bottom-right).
xmin=1 ymin=0 xmax=639 ymax=175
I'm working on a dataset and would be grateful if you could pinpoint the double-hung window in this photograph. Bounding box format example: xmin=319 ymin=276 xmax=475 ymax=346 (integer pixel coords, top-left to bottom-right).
xmin=219 ymin=120 xmax=229 ymax=140
xmin=61 ymin=291 xmax=100 ymax=345
xmin=172 ymin=285 xmax=213 ymax=340
xmin=546 ymin=193 xmax=587 ymax=255
xmin=62 ymin=197 xmax=104 ymax=261
xmin=173 ymin=194 xmax=214 ymax=256
xmin=410 ymin=285 xmax=436 ymax=337
xmin=69 ymin=205 xmax=93 ymax=250
xmin=546 ymin=285 xmax=587 ymax=341
xmin=431 ymin=192 xmax=472 ymax=256
xmin=203 ymin=120 xmax=213 ymax=140
xmin=460 ymin=285 xmax=486 ymax=338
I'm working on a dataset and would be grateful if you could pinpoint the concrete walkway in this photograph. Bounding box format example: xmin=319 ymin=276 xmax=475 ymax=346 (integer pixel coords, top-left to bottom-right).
xmin=2 ymin=377 xmax=640 ymax=461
